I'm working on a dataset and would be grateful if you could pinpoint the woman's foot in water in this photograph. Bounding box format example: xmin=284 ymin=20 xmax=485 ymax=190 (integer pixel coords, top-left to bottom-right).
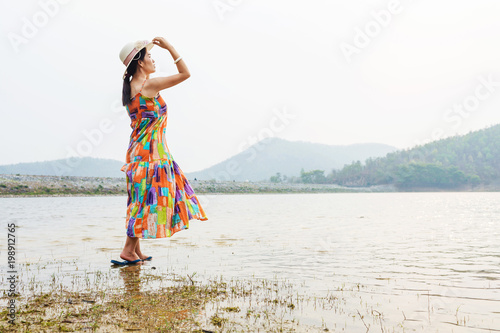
xmin=119 ymin=250 xmax=143 ymax=264
xmin=135 ymin=250 xmax=152 ymax=261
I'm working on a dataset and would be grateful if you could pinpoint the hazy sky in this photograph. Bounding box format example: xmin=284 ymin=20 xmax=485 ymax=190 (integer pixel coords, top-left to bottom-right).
xmin=2 ymin=0 xmax=500 ymax=172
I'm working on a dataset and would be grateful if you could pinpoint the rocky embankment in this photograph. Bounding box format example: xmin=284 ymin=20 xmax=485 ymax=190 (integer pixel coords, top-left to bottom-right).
xmin=0 ymin=174 xmax=393 ymax=197
xmin=0 ymin=174 xmax=125 ymax=196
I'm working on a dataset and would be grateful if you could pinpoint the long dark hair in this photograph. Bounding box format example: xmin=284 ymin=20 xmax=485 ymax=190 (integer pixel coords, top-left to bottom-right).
xmin=122 ymin=48 xmax=147 ymax=106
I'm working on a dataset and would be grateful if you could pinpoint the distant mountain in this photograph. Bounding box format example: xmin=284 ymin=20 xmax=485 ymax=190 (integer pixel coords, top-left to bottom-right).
xmin=0 ymin=157 xmax=125 ymax=178
xmin=330 ymin=124 xmax=500 ymax=189
xmin=186 ymin=138 xmax=397 ymax=182
xmin=1 ymin=139 xmax=397 ymax=181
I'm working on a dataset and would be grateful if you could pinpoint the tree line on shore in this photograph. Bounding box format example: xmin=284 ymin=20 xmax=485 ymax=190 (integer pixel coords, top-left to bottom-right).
xmin=270 ymin=124 xmax=500 ymax=189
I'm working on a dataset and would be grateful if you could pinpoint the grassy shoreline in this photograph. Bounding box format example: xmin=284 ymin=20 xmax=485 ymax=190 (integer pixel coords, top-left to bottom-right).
xmin=0 ymin=260 xmax=358 ymax=332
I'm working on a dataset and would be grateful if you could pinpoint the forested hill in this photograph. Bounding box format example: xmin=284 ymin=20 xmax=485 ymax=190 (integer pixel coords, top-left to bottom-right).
xmin=327 ymin=124 xmax=500 ymax=189
xmin=187 ymin=138 xmax=396 ymax=181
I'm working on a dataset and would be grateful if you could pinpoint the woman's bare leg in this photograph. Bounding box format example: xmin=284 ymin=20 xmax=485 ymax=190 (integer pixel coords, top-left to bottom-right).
xmin=120 ymin=236 xmax=142 ymax=263
xmin=134 ymin=239 xmax=150 ymax=260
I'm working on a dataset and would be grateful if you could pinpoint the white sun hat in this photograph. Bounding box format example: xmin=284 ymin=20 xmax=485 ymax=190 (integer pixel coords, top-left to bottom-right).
xmin=119 ymin=40 xmax=154 ymax=78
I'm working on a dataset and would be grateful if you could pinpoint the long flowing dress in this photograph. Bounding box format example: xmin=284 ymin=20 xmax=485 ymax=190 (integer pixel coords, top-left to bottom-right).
xmin=120 ymin=78 xmax=207 ymax=239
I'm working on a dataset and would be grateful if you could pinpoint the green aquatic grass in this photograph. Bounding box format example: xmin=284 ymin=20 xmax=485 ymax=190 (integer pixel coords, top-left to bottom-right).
xmin=0 ymin=260 xmax=395 ymax=332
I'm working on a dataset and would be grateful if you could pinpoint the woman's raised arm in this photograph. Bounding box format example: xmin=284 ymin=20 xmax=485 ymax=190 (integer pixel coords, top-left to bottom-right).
xmin=148 ymin=37 xmax=191 ymax=92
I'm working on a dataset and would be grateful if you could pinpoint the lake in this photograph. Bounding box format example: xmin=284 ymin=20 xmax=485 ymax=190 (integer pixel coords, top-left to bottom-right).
xmin=1 ymin=192 xmax=499 ymax=331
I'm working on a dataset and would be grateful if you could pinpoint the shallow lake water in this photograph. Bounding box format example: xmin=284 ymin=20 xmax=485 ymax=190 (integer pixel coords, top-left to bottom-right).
xmin=1 ymin=192 xmax=499 ymax=331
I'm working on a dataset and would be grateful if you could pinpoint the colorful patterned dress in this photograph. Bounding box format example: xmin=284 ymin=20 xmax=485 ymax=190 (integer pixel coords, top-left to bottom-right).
xmin=120 ymin=78 xmax=207 ymax=239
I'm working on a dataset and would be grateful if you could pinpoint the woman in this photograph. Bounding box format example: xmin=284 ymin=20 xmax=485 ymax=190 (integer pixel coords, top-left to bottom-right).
xmin=113 ymin=37 xmax=208 ymax=266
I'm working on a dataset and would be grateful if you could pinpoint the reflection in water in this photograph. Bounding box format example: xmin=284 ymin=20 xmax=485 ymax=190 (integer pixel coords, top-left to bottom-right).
xmin=1 ymin=193 xmax=500 ymax=331
xmin=118 ymin=265 xmax=142 ymax=295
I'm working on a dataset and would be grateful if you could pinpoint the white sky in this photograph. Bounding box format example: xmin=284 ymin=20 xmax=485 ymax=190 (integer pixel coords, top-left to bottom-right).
xmin=2 ymin=0 xmax=500 ymax=172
